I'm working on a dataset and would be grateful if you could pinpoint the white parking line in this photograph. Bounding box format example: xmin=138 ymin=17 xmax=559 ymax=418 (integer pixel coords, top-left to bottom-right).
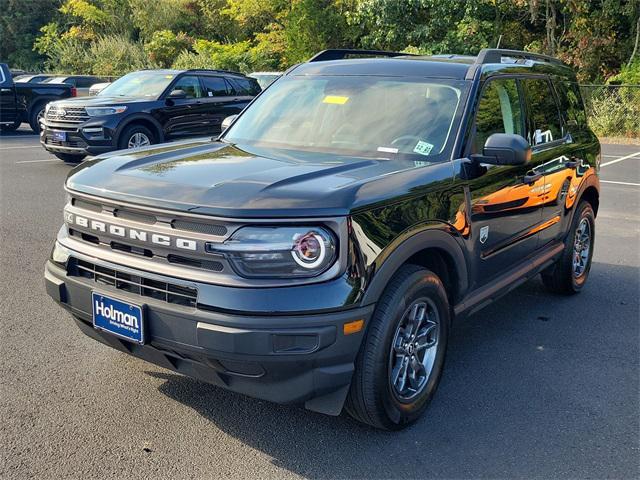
xmin=600 ymin=180 xmax=640 ymax=186
xmin=600 ymin=151 xmax=640 ymax=167
xmin=15 ymin=159 xmax=58 ymax=164
xmin=0 ymin=145 xmax=42 ymax=150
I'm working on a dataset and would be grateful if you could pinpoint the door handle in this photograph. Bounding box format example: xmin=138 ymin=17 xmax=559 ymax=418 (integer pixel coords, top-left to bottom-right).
xmin=523 ymin=172 xmax=542 ymax=185
xmin=0 ymin=88 xmax=11 ymax=93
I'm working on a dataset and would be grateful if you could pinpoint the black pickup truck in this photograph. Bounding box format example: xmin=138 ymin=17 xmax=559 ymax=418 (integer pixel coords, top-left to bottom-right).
xmin=0 ymin=63 xmax=75 ymax=133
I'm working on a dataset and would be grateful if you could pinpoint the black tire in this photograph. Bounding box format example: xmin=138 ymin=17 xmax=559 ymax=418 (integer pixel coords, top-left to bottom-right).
xmin=118 ymin=124 xmax=155 ymax=150
xmin=0 ymin=120 xmax=21 ymax=132
xmin=29 ymin=103 xmax=46 ymax=133
xmin=54 ymin=152 xmax=86 ymax=164
xmin=346 ymin=265 xmax=450 ymax=430
xmin=541 ymin=200 xmax=595 ymax=294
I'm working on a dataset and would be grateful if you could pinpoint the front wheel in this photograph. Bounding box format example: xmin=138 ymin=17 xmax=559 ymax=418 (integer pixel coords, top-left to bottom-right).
xmin=29 ymin=104 xmax=46 ymax=133
xmin=118 ymin=124 xmax=155 ymax=150
xmin=346 ymin=265 xmax=450 ymax=430
xmin=541 ymin=200 xmax=595 ymax=294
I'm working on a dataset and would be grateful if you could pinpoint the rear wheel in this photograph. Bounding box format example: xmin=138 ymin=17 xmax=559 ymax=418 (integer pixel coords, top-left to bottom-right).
xmin=346 ymin=265 xmax=450 ymax=430
xmin=0 ymin=120 xmax=21 ymax=132
xmin=541 ymin=200 xmax=595 ymax=294
xmin=118 ymin=124 xmax=155 ymax=150
xmin=29 ymin=103 xmax=46 ymax=133
xmin=54 ymin=152 xmax=86 ymax=164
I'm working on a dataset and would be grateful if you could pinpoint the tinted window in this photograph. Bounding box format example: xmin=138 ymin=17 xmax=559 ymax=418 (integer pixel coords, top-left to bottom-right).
xmin=76 ymin=77 xmax=97 ymax=88
xmin=473 ymin=78 xmax=523 ymax=153
xmin=172 ymin=75 xmax=204 ymax=98
xmin=202 ymin=76 xmax=228 ymax=97
xmin=553 ymin=80 xmax=587 ymax=129
xmin=231 ymin=77 xmax=261 ymax=96
xmin=522 ymin=78 xmax=562 ymax=145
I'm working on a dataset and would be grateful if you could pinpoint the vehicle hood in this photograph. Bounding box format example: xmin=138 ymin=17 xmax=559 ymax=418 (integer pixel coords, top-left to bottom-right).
xmin=51 ymin=96 xmax=154 ymax=107
xmin=66 ymin=140 xmax=454 ymax=218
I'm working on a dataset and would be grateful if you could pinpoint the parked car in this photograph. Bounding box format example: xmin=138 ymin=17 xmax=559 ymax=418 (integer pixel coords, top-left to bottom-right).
xmin=248 ymin=71 xmax=282 ymax=89
xmin=14 ymin=74 xmax=56 ymax=83
xmin=40 ymin=68 xmax=261 ymax=162
xmin=88 ymin=82 xmax=111 ymax=96
xmin=45 ymin=49 xmax=600 ymax=430
xmin=43 ymin=75 xmax=110 ymax=97
xmin=0 ymin=63 xmax=75 ymax=133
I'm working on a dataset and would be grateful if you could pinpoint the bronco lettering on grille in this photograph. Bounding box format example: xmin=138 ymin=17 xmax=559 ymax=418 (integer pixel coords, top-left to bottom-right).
xmin=64 ymin=211 xmax=198 ymax=251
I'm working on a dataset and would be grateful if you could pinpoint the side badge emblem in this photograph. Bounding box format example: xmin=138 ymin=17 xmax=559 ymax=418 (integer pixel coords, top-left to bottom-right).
xmin=479 ymin=226 xmax=489 ymax=244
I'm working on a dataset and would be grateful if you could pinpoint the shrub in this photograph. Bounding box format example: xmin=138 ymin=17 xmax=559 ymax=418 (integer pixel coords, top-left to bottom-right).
xmin=89 ymin=35 xmax=156 ymax=76
xmin=145 ymin=30 xmax=192 ymax=68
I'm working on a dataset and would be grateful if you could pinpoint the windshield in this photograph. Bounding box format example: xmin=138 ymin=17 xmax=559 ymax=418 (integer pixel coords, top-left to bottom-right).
xmin=99 ymin=71 xmax=176 ymax=98
xmin=224 ymin=75 xmax=467 ymax=161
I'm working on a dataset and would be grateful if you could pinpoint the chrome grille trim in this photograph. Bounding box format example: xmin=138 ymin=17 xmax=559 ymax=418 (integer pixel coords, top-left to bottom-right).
xmin=45 ymin=106 xmax=90 ymax=124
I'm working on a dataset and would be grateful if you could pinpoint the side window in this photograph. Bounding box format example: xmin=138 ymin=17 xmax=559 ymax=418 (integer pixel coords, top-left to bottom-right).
xmin=172 ymin=75 xmax=204 ymax=98
xmin=77 ymin=77 xmax=95 ymax=88
xmin=522 ymin=78 xmax=563 ymax=145
xmin=473 ymin=78 xmax=523 ymax=153
xmin=201 ymin=76 xmax=228 ymax=97
xmin=231 ymin=77 xmax=261 ymax=96
xmin=553 ymin=80 xmax=588 ymax=129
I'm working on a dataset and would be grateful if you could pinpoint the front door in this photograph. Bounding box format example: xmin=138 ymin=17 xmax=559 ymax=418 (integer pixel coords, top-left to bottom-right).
xmin=162 ymin=75 xmax=209 ymax=137
xmin=462 ymin=77 xmax=551 ymax=286
xmin=0 ymin=70 xmax=18 ymax=124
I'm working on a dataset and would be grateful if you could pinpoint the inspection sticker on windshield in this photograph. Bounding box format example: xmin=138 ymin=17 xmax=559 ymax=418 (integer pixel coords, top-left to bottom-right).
xmin=413 ymin=141 xmax=434 ymax=156
xmin=323 ymin=95 xmax=349 ymax=105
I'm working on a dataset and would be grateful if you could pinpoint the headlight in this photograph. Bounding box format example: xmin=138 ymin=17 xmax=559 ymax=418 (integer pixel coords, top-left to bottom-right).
xmin=207 ymin=226 xmax=337 ymax=278
xmin=85 ymin=106 xmax=127 ymax=116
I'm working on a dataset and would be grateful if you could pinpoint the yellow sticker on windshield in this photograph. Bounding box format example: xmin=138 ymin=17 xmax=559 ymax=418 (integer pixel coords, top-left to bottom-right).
xmin=165 ymin=75 xmax=174 ymax=79
xmin=323 ymin=95 xmax=349 ymax=105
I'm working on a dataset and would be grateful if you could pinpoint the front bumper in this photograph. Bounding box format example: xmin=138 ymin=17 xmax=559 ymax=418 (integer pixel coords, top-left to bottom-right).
xmin=44 ymin=257 xmax=373 ymax=415
xmin=40 ymin=119 xmax=118 ymax=156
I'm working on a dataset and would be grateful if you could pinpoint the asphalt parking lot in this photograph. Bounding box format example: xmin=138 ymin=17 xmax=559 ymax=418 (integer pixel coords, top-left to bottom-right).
xmin=1 ymin=128 xmax=638 ymax=479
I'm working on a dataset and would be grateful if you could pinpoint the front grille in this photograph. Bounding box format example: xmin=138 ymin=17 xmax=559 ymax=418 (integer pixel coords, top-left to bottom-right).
xmin=46 ymin=106 xmax=90 ymax=124
xmin=172 ymin=219 xmax=227 ymax=236
xmin=114 ymin=208 xmax=156 ymax=224
xmin=71 ymin=259 xmax=198 ymax=307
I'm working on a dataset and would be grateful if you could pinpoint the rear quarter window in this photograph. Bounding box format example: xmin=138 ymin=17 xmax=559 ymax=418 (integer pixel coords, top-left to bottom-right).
xmin=230 ymin=77 xmax=261 ymax=96
xmin=553 ymin=79 xmax=588 ymax=130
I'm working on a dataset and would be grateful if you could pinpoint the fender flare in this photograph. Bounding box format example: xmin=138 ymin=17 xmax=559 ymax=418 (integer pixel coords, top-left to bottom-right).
xmin=116 ymin=114 xmax=165 ymax=143
xmin=360 ymin=228 xmax=469 ymax=306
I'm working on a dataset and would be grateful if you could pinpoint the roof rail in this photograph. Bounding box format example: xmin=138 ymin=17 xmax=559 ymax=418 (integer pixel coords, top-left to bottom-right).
xmin=184 ymin=68 xmax=246 ymax=76
xmin=476 ymin=48 xmax=565 ymax=66
xmin=308 ymin=49 xmax=415 ymax=62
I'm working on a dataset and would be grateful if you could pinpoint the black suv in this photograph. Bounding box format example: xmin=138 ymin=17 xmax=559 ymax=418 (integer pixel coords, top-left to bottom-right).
xmin=44 ymin=49 xmax=600 ymax=430
xmin=40 ymin=69 xmax=260 ymax=162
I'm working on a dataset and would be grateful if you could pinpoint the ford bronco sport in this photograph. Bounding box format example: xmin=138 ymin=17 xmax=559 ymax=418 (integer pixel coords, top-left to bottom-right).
xmin=45 ymin=49 xmax=600 ymax=430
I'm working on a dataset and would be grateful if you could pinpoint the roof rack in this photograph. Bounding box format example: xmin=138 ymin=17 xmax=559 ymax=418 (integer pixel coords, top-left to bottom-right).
xmin=475 ymin=48 xmax=565 ymax=66
xmin=184 ymin=68 xmax=246 ymax=76
xmin=308 ymin=49 xmax=415 ymax=62
xmin=464 ymin=48 xmax=567 ymax=80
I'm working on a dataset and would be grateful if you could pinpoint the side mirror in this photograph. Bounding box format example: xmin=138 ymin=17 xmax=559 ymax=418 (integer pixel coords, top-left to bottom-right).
xmin=473 ymin=133 xmax=531 ymax=166
xmin=168 ymin=89 xmax=187 ymax=99
xmin=221 ymin=114 xmax=238 ymax=132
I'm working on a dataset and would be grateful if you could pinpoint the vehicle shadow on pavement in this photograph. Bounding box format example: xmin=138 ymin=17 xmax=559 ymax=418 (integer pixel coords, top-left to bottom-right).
xmin=149 ymin=264 xmax=639 ymax=479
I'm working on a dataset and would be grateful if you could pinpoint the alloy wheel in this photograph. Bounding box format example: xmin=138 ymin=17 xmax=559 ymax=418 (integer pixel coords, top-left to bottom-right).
xmin=572 ymin=217 xmax=591 ymax=278
xmin=388 ymin=298 xmax=440 ymax=401
xmin=127 ymin=132 xmax=151 ymax=148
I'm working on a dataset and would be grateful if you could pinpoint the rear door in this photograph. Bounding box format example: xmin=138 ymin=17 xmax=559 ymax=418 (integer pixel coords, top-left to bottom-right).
xmin=0 ymin=65 xmax=19 ymax=124
xmin=521 ymin=77 xmax=584 ymax=248
xmin=199 ymin=75 xmax=238 ymax=134
xmin=464 ymin=77 xmax=549 ymax=284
